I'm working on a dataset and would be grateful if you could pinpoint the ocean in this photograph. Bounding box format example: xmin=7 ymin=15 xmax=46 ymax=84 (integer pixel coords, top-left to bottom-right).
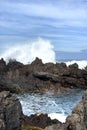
xmin=17 ymin=88 xmax=84 ymax=123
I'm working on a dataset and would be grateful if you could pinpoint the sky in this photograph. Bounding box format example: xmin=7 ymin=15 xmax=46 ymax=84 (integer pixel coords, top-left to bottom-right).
xmin=0 ymin=0 xmax=87 ymax=62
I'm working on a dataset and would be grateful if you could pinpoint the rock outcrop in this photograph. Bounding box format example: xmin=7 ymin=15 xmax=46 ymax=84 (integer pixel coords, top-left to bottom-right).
xmin=0 ymin=76 xmax=22 ymax=93
xmin=83 ymin=91 xmax=87 ymax=129
xmin=0 ymin=91 xmax=22 ymax=130
xmin=0 ymin=57 xmax=87 ymax=94
xmin=22 ymin=113 xmax=60 ymax=129
xmin=0 ymin=58 xmax=7 ymax=75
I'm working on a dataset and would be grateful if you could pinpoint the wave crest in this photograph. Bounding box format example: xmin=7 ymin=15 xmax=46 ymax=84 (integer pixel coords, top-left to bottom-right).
xmin=0 ymin=38 xmax=56 ymax=64
xmin=65 ymin=60 xmax=87 ymax=69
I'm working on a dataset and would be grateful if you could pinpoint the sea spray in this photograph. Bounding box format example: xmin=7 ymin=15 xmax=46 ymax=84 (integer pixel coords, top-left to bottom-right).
xmin=1 ymin=37 xmax=87 ymax=69
xmin=0 ymin=38 xmax=56 ymax=64
xmin=48 ymin=113 xmax=67 ymax=123
xmin=65 ymin=60 xmax=87 ymax=69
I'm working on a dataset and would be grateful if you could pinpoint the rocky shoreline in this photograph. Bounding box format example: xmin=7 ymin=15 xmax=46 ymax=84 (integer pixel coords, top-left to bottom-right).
xmin=0 ymin=90 xmax=87 ymax=130
xmin=0 ymin=57 xmax=87 ymax=94
xmin=0 ymin=58 xmax=87 ymax=130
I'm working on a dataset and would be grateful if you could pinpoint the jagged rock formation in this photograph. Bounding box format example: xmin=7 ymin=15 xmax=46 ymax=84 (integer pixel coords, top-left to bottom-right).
xmin=0 ymin=91 xmax=22 ymax=130
xmin=0 ymin=57 xmax=87 ymax=94
xmin=0 ymin=58 xmax=7 ymax=75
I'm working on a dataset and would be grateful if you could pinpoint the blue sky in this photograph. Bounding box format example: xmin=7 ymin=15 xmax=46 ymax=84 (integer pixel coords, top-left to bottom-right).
xmin=0 ymin=0 xmax=87 ymax=53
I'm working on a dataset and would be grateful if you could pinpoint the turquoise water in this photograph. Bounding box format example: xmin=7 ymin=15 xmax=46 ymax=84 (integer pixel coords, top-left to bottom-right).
xmin=17 ymin=88 xmax=84 ymax=121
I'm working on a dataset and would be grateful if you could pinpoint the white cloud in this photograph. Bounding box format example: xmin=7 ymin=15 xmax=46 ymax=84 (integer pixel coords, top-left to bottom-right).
xmin=0 ymin=0 xmax=87 ymax=53
xmin=0 ymin=0 xmax=87 ymax=31
xmin=0 ymin=1 xmax=87 ymax=25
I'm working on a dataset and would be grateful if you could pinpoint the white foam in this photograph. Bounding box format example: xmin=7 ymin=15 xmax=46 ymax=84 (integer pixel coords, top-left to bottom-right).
xmin=48 ymin=113 xmax=67 ymax=123
xmin=65 ymin=60 xmax=87 ymax=69
xmin=0 ymin=38 xmax=56 ymax=64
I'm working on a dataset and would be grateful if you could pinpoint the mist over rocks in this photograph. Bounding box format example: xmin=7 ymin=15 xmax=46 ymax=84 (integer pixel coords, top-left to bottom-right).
xmin=0 ymin=57 xmax=87 ymax=94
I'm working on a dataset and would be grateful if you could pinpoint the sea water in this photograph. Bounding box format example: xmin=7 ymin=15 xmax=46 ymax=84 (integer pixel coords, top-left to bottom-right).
xmin=17 ymin=88 xmax=84 ymax=123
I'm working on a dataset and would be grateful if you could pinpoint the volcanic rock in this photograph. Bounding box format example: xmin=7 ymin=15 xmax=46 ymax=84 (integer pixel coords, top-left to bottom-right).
xmin=22 ymin=113 xmax=60 ymax=129
xmin=0 ymin=91 xmax=22 ymax=130
xmin=0 ymin=76 xmax=22 ymax=93
xmin=0 ymin=58 xmax=6 ymax=75
xmin=0 ymin=58 xmax=87 ymax=94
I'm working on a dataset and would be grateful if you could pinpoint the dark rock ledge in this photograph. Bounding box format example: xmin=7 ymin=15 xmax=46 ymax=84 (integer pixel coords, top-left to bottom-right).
xmin=0 ymin=57 xmax=87 ymax=94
